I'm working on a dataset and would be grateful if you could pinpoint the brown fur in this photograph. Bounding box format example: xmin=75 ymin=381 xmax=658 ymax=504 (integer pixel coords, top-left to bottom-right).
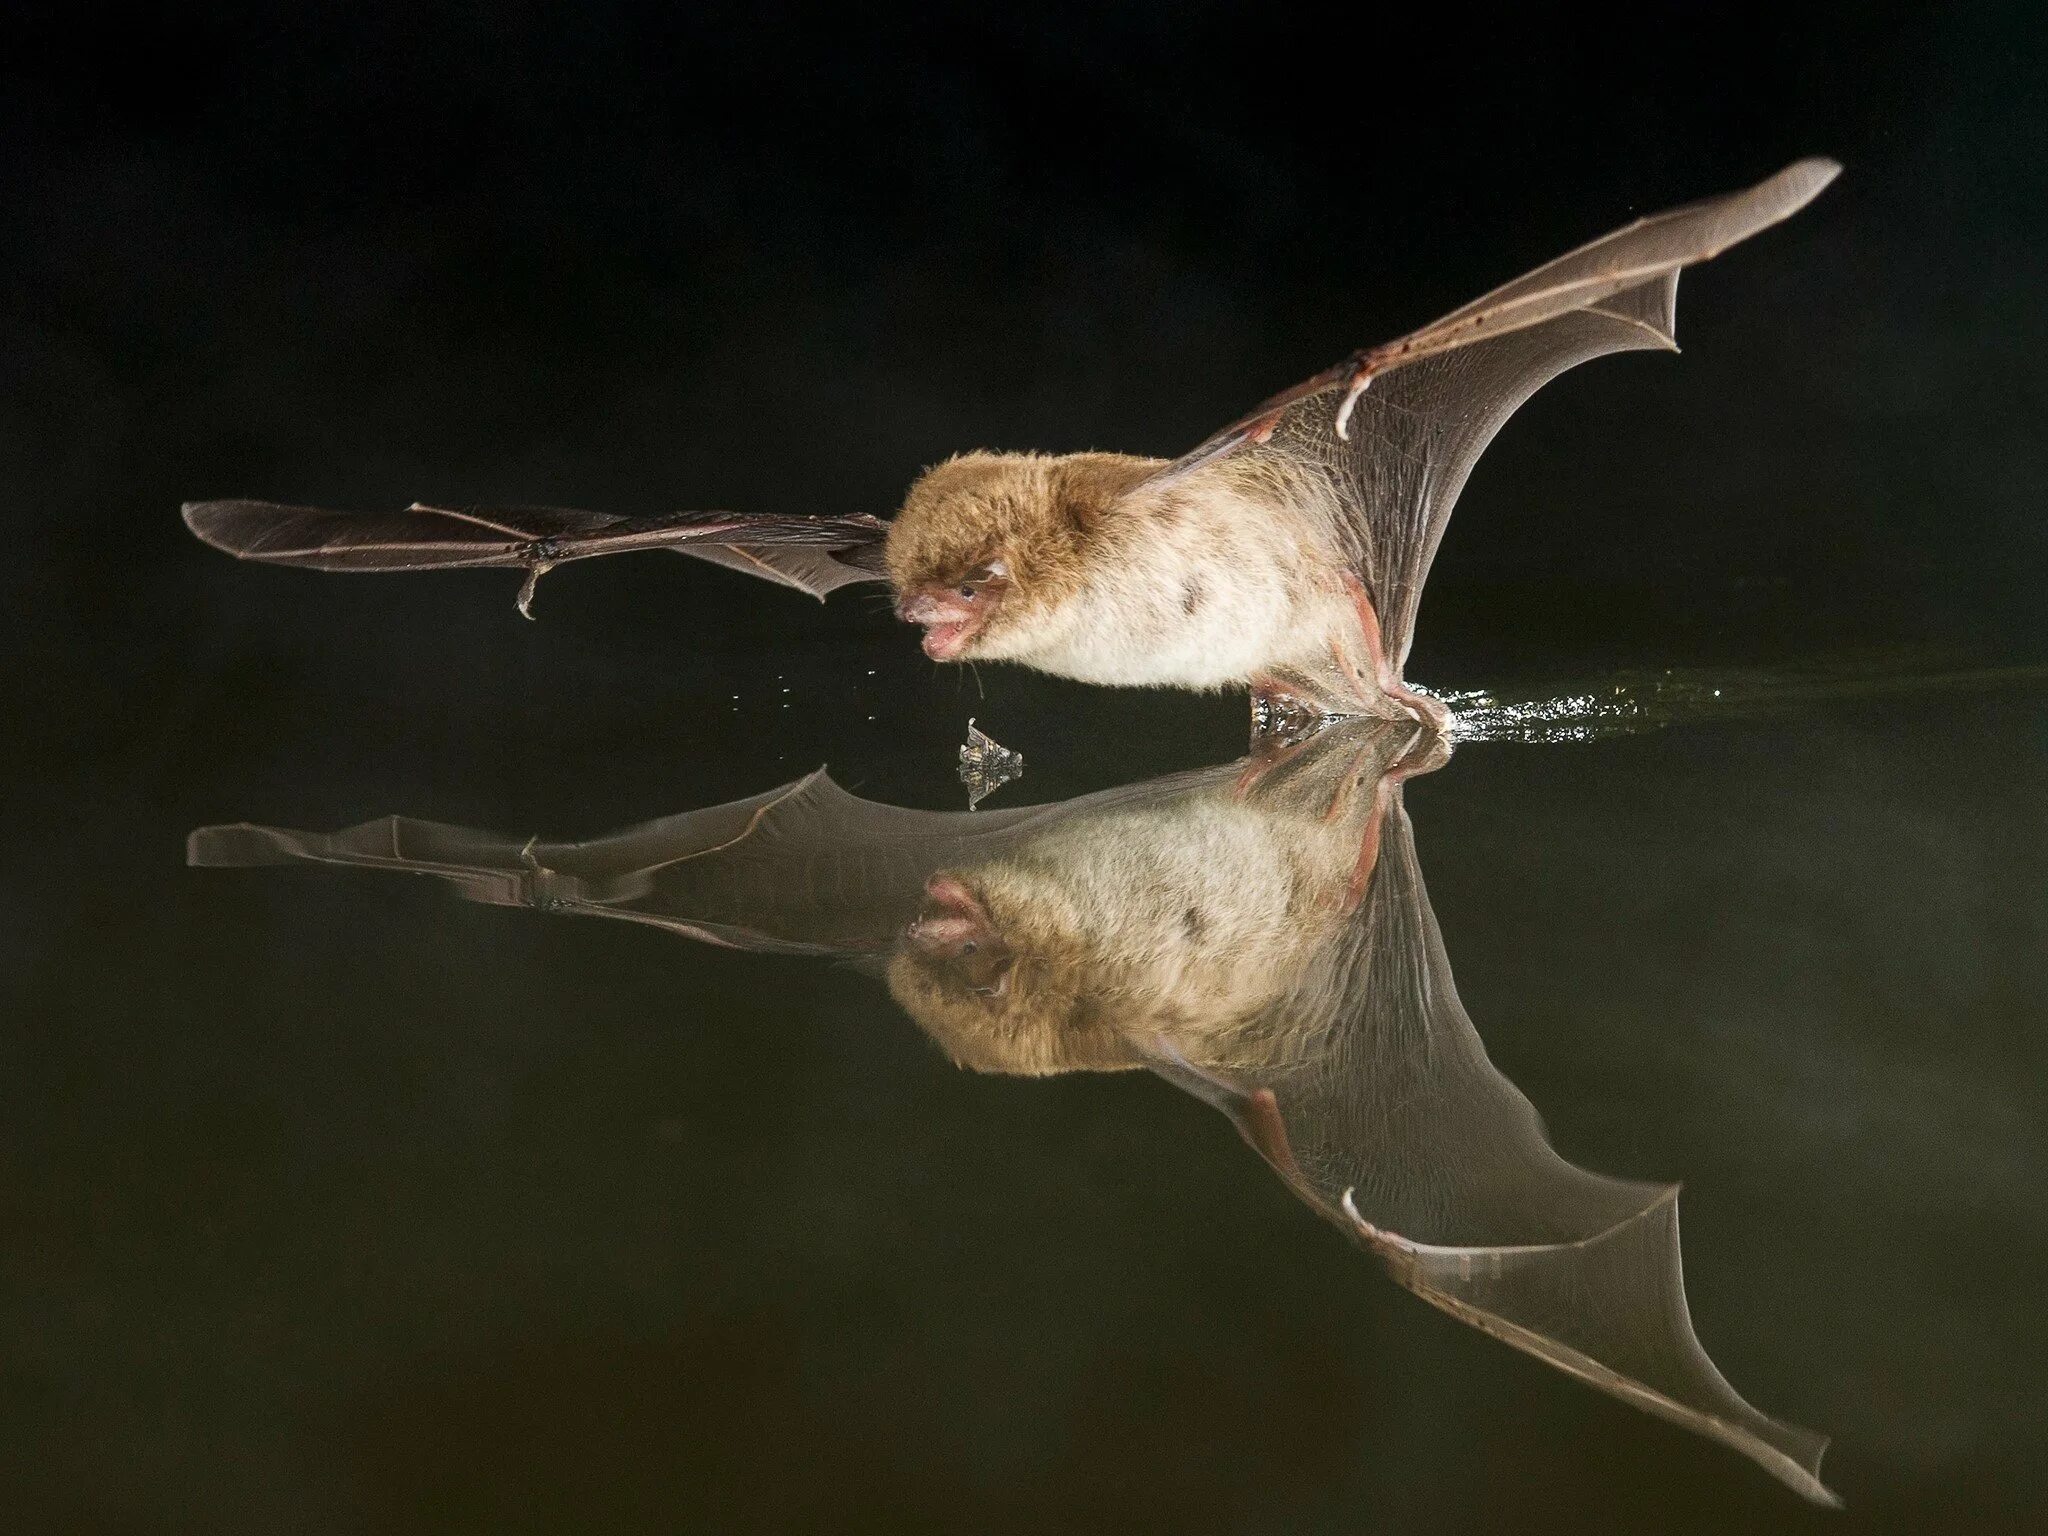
xmin=885 ymin=450 xmax=1164 ymax=623
xmin=884 ymin=770 xmax=1374 ymax=1078
xmin=883 ymin=444 xmax=1372 ymax=698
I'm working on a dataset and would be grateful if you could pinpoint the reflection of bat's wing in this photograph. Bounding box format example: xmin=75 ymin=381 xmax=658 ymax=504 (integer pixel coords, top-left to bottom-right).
xmin=1159 ymin=782 xmax=1836 ymax=1504
xmin=190 ymin=772 xmax=1058 ymax=955
xmin=1344 ymin=1191 xmax=1838 ymax=1507
xmin=1149 ymin=159 xmax=1838 ymax=671
xmin=182 ymin=499 xmax=890 ymax=613
xmin=188 ymin=768 xmax=1224 ymax=955
xmin=1279 ymin=796 xmax=1664 ymax=1246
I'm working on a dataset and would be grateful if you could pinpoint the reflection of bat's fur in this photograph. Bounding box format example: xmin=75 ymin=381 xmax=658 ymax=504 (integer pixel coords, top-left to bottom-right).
xmin=186 ymin=719 xmax=1838 ymax=1503
xmin=888 ymin=776 xmax=1365 ymax=1077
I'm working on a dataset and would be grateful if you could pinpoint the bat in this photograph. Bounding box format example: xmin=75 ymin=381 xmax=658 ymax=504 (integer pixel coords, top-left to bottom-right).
xmin=185 ymin=159 xmax=1839 ymax=726
xmin=177 ymin=502 xmax=892 ymax=618
xmin=189 ymin=719 xmax=1837 ymax=1502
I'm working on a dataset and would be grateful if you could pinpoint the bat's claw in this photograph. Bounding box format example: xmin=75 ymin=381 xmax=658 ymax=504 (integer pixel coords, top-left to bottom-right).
xmin=1330 ymin=345 xmax=1394 ymax=441
xmin=1338 ymin=1188 xmax=1407 ymax=1252
xmin=1333 ymin=368 xmax=1374 ymax=441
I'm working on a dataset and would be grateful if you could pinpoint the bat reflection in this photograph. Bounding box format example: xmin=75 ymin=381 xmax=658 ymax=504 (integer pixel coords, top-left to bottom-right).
xmin=189 ymin=722 xmax=1835 ymax=1503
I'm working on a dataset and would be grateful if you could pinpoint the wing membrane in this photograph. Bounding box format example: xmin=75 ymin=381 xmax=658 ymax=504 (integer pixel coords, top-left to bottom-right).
xmin=1346 ymin=1191 xmax=1838 ymax=1506
xmin=182 ymin=499 xmax=889 ymax=603
xmin=1158 ymin=158 xmax=1839 ymax=670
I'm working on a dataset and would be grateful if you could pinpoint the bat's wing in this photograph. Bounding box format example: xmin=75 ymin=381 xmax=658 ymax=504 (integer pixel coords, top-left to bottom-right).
xmin=187 ymin=767 xmax=1222 ymax=955
xmin=1150 ymin=158 xmax=1839 ymax=672
xmin=1344 ymin=1192 xmax=1838 ymax=1507
xmin=189 ymin=771 xmax=1061 ymax=956
xmin=182 ymin=499 xmax=891 ymax=614
xmin=1161 ymin=767 xmax=1837 ymax=1504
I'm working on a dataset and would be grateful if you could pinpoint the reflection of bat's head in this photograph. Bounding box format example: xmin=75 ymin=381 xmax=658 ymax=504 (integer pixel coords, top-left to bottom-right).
xmin=885 ymin=869 xmax=1135 ymax=1076
xmin=886 ymin=794 xmax=1360 ymax=1078
xmin=885 ymin=451 xmax=1157 ymax=664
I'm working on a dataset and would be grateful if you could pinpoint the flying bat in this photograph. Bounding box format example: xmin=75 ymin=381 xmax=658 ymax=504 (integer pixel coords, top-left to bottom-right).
xmin=189 ymin=721 xmax=1837 ymax=1502
xmin=185 ymin=160 xmax=1838 ymax=726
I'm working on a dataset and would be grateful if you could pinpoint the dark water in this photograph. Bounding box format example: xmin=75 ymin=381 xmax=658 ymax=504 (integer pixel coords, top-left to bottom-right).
xmin=12 ymin=583 xmax=2048 ymax=1529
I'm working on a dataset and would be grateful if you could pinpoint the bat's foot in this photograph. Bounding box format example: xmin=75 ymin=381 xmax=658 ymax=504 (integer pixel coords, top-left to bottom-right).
xmin=1250 ymin=675 xmax=1334 ymax=743
xmin=1386 ymin=727 xmax=1454 ymax=784
xmin=1244 ymin=675 xmax=1341 ymax=797
xmin=1385 ymin=681 xmax=1452 ymax=734
xmin=1333 ymin=571 xmax=1453 ymax=733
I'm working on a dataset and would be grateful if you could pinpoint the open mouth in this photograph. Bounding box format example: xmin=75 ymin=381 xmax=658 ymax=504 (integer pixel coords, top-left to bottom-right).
xmin=920 ymin=615 xmax=981 ymax=660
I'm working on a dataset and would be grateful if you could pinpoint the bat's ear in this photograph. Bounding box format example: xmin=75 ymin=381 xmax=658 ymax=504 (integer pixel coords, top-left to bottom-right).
xmin=905 ymin=879 xmax=1015 ymax=995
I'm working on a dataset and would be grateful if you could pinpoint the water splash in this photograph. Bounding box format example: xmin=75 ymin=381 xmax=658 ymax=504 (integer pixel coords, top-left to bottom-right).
xmin=1432 ymin=657 xmax=2048 ymax=744
xmin=1438 ymin=685 xmax=1651 ymax=743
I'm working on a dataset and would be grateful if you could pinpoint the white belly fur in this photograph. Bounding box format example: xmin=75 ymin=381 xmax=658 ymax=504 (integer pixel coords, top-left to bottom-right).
xmin=988 ymin=480 xmax=1346 ymax=689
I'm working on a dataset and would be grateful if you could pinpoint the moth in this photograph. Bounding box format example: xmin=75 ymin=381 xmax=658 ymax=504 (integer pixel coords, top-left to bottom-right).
xmin=191 ymin=719 xmax=1836 ymax=1502
xmin=185 ymin=160 xmax=1838 ymax=727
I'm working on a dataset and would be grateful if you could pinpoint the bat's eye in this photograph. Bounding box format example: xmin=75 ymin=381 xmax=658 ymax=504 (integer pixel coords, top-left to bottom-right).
xmin=957 ymin=558 xmax=1009 ymax=599
xmin=960 ymin=940 xmax=978 ymax=955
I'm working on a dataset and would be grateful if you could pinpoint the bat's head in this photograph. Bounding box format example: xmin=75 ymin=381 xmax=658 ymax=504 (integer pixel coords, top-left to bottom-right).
xmin=886 ymin=451 xmax=1153 ymax=663
xmin=900 ymin=873 xmax=1017 ymax=997
xmin=885 ymin=452 xmax=1053 ymax=661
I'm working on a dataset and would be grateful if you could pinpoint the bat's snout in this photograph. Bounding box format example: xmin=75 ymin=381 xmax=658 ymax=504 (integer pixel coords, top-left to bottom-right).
xmin=895 ymin=589 xmax=973 ymax=625
xmin=896 ymin=587 xmax=988 ymax=660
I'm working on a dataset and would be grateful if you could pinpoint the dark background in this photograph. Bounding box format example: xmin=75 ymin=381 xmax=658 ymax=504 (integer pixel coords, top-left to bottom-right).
xmin=9 ymin=0 xmax=2048 ymax=693
xmin=5 ymin=3 xmax=2047 ymax=1532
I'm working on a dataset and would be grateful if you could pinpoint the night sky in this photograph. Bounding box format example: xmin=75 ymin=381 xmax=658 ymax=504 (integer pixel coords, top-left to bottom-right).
xmin=8 ymin=2 xmax=2046 ymax=685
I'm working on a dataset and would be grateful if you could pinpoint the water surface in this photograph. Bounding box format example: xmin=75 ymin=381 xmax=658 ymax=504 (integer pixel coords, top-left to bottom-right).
xmin=11 ymin=605 xmax=2046 ymax=1529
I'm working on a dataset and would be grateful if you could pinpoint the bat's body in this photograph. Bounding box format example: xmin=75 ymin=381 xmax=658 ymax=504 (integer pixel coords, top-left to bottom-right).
xmin=888 ymin=449 xmax=1361 ymax=694
xmin=184 ymin=160 xmax=1839 ymax=725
